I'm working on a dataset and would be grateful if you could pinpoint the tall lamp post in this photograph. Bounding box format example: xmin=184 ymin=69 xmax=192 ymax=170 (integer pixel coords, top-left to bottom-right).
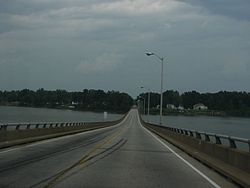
xmin=146 ymin=52 xmax=165 ymax=125
xmin=142 ymin=97 xmax=146 ymax=115
xmin=141 ymin=86 xmax=150 ymax=116
xmin=139 ymin=97 xmax=146 ymax=115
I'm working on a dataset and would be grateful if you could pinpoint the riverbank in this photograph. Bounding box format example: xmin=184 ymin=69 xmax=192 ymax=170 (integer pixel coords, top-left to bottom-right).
xmin=147 ymin=108 xmax=250 ymax=118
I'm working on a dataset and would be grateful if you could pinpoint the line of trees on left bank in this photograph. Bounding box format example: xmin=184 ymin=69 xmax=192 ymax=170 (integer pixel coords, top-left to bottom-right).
xmin=0 ymin=89 xmax=134 ymax=113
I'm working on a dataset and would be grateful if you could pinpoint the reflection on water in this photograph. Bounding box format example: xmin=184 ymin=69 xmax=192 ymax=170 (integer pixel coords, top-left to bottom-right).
xmin=142 ymin=114 xmax=250 ymax=139
xmin=0 ymin=106 xmax=123 ymax=123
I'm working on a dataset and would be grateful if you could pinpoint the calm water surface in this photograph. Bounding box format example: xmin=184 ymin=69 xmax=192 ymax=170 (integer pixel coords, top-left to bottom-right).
xmin=142 ymin=114 xmax=250 ymax=139
xmin=0 ymin=106 xmax=123 ymax=123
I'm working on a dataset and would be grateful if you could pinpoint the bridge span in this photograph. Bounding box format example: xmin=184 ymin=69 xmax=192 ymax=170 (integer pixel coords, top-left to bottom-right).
xmin=0 ymin=109 xmax=238 ymax=187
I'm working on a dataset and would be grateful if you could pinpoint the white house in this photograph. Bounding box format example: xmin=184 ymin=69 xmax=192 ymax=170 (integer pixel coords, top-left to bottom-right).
xmin=177 ymin=106 xmax=184 ymax=110
xmin=71 ymin=101 xmax=79 ymax=105
xmin=166 ymin=104 xmax=176 ymax=110
xmin=193 ymin=103 xmax=208 ymax=110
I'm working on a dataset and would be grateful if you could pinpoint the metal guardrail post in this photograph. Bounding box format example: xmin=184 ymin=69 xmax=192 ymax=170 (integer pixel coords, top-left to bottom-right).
xmin=204 ymin=134 xmax=210 ymax=142
xmin=36 ymin=124 xmax=39 ymax=129
xmin=196 ymin=132 xmax=201 ymax=139
xmin=43 ymin=123 xmax=47 ymax=128
xmin=16 ymin=124 xmax=20 ymax=130
xmin=26 ymin=124 xmax=30 ymax=129
xmin=228 ymin=137 xmax=237 ymax=149
xmin=189 ymin=131 xmax=194 ymax=137
xmin=184 ymin=130 xmax=188 ymax=135
xmin=215 ymin=135 xmax=222 ymax=144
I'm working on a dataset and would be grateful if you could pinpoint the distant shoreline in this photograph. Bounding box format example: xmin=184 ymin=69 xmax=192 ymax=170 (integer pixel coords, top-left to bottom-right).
xmin=0 ymin=104 xmax=126 ymax=115
xmin=142 ymin=109 xmax=250 ymax=118
xmin=1 ymin=104 xmax=250 ymax=118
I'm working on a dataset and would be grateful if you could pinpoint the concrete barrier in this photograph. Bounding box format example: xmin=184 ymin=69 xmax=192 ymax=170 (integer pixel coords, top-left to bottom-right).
xmin=0 ymin=116 xmax=125 ymax=149
xmin=141 ymin=121 xmax=250 ymax=188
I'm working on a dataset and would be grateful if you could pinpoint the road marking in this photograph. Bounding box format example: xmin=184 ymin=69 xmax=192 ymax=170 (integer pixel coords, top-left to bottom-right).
xmin=0 ymin=112 xmax=131 ymax=155
xmin=137 ymin=112 xmax=221 ymax=188
xmin=44 ymin=120 xmax=129 ymax=188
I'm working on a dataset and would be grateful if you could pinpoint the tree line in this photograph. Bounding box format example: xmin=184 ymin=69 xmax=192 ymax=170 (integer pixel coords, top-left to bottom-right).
xmin=0 ymin=89 xmax=133 ymax=113
xmin=138 ymin=90 xmax=250 ymax=117
xmin=1 ymin=89 xmax=250 ymax=116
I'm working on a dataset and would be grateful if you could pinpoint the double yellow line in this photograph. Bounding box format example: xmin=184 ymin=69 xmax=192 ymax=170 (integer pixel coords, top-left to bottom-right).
xmin=44 ymin=125 xmax=128 ymax=188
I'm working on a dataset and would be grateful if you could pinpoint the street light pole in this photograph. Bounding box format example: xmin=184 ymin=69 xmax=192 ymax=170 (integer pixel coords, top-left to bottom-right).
xmin=146 ymin=52 xmax=164 ymax=125
xmin=138 ymin=96 xmax=146 ymax=115
xmin=160 ymin=57 xmax=163 ymax=125
xmin=147 ymin=91 xmax=150 ymax=116
xmin=141 ymin=86 xmax=151 ymax=116
xmin=143 ymin=97 xmax=146 ymax=115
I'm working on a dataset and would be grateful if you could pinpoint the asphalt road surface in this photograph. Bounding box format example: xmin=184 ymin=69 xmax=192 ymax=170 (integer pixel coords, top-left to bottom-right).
xmin=0 ymin=109 xmax=238 ymax=188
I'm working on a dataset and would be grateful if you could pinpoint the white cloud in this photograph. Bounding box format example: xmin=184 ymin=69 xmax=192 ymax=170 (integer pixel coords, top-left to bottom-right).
xmin=76 ymin=53 xmax=122 ymax=74
xmin=91 ymin=0 xmax=173 ymax=15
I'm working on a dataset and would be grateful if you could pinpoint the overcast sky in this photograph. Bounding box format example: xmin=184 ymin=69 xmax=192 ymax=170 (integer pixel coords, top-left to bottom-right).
xmin=0 ymin=0 xmax=250 ymax=98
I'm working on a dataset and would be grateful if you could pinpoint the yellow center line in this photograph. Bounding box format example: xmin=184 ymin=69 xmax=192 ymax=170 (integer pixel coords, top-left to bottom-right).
xmin=44 ymin=123 xmax=129 ymax=188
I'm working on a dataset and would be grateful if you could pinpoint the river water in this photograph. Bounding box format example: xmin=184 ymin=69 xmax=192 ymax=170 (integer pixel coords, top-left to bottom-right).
xmin=0 ymin=106 xmax=123 ymax=123
xmin=142 ymin=114 xmax=250 ymax=139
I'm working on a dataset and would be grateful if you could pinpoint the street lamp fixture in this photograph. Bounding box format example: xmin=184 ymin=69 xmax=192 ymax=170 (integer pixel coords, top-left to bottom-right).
xmin=146 ymin=51 xmax=165 ymax=125
xmin=146 ymin=52 xmax=154 ymax=56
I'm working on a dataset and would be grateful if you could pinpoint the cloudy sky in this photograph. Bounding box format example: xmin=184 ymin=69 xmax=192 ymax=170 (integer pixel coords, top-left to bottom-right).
xmin=0 ymin=0 xmax=250 ymax=97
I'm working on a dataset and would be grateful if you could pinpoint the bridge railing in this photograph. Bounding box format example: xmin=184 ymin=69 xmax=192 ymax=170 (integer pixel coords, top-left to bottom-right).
xmin=148 ymin=124 xmax=250 ymax=152
xmin=164 ymin=126 xmax=250 ymax=152
xmin=0 ymin=117 xmax=125 ymax=146
xmin=141 ymin=117 xmax=250 ymax=187
xmin=0 ymin=122 xmax=85 ymax=131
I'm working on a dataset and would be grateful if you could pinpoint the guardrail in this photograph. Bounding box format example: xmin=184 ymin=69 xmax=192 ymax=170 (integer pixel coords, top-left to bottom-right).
xmin=0 ymin=117 xmax=124 ymax=147
xmin=142 ymin=120 xmax=250 ymax=187
xmin=163 ymin=126 xmax=250 ymax=152
xmin=0 ymin=122 xmax=85 ymax=131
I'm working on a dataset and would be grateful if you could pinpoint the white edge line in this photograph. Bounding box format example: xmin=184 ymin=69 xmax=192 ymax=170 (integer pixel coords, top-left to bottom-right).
xmin=136 ymin=111 xmax=221 ymax=188
xmin=0 ymin=111 xmax=131 ymax=154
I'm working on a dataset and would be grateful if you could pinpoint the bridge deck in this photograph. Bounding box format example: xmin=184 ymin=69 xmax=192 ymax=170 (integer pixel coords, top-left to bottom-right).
xmin=0 ymin=109 xmax=237 ymax=188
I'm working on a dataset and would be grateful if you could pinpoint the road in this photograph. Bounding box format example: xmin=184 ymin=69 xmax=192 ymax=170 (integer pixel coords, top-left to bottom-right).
xmin=0 ymin=109 xmax=238 ymax=188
